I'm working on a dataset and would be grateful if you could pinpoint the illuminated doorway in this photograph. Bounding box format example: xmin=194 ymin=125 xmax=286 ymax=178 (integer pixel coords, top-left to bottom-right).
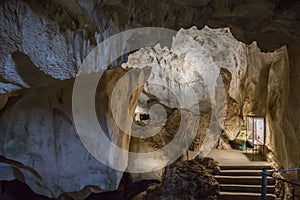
xmin=246 ymin=115 xmax=266 ymax=155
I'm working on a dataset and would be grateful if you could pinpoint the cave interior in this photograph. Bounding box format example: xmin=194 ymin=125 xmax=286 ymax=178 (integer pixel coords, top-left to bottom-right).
xmin=0 ymin=0 xmax=300 ymax=199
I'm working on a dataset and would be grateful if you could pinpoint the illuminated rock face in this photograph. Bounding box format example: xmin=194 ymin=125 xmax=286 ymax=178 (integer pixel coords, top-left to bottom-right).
xmin=125 ymin=26 xmax=300 ymax=183
xmin=123 ymin=26 xmax=288 ymax=145
xmin=123 ymin=27 xmax=245 ymax=173
xmin=1 ymin=0 xmax=300 ymax=198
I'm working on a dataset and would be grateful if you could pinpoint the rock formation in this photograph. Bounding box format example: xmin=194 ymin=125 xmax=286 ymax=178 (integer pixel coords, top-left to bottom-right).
xmin=1 ymin=0 xmax=300 ymax=198
xmin=0 ymin=67 xmax=149 ymax=198
xmin=144 ymin=157 xmax=220 ymax=200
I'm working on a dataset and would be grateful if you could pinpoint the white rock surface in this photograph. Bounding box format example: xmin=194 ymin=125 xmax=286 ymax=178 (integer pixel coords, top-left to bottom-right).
xmin=172 ymin=26 xmax=247 ymax=101
xmin=123 ymin=26 xmax=291 ymax=142
xmin=122 ymin=26 xmax=246 ymax=138
xmin=123 ymin=45 xmax=209 ymax=114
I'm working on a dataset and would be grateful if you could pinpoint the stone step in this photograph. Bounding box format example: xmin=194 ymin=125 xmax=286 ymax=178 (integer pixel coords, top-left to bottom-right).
xmin=215 ymin=175 xmax=276 ymax=185
xmin=220 ymin=165 xmax=272 ymax=171
xmin=219 ymin=192 xmax=276 ymax=200
xmin=218 ymin=169 xmax=266 ymax=176
xmin=220 ymin=184 xmax=275 ymax=193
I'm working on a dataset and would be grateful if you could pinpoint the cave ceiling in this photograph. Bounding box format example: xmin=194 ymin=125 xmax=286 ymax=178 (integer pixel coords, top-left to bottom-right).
xmin=41 ymin=0 xmax=300 ymax=52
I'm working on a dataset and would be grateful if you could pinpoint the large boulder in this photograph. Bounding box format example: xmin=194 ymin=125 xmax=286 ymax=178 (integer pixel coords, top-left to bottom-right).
xmin=144 ymin=157 xmax=220 ymax=200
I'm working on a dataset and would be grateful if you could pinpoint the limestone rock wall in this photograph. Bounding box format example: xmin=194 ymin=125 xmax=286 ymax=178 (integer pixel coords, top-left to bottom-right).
xmin=275 ymin=41 xmax=300 ymax=180
xmin=1 ymin=0 xmax=300 ymax=197
xmin=129 ymin=109 xmax=210 ymax=182
xmin=124 ymin=27 xmax=298 ymax=184
xmin=123 ymin=27 xmax=247 ymax=140
xmin=0 ymin=67 xmax=148 ymax=198
xmin=0 ymin=0 xmax=122 ymax=93
xmin=1 ymin=0 xmax=300 ymax=93
xmin=123 ymin=26 xmax=290 ymax=144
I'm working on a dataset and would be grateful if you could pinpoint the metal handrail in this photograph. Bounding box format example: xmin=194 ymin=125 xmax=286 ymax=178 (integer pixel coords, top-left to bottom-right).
xmin=270 ymin=168 xmax=300 ymax=173
xmin=261 ymin=167 xmax=300 ymax=200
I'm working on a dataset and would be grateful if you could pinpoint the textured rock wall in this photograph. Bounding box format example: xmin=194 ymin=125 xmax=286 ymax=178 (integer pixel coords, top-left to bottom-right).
xmin=123 ymin=26 xmax=246 ymax=140
xmin=122 ymin=27 xmax=242 ymax=182
xmin=0 ymin=23 xmax=298 ymax=198
xmin=129 ymin=109 xmax=210 ymax=182
xmin=0 ymin=0 xmax=119 ymax=93
xmin=1 ymin=0 xmax=300 ymax=197
xmin=124 ymin=27 xmax=298 ymax=184
xmin=231 ymin=43 xmax=290 ymax=141
xmin=123 ymin=26 xmax=291 ymax=142
xmin=0 ymin=67 xmax=148 ymax=198
xmin=275 ymin=41 xmax=300 ymax=180
xmin=1 ymin=0 xmax=300 ymax=93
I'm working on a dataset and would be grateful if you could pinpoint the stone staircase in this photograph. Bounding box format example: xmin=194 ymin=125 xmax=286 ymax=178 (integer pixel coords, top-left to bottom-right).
xmin=215 ymin=165 xmax=276 ymax=200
